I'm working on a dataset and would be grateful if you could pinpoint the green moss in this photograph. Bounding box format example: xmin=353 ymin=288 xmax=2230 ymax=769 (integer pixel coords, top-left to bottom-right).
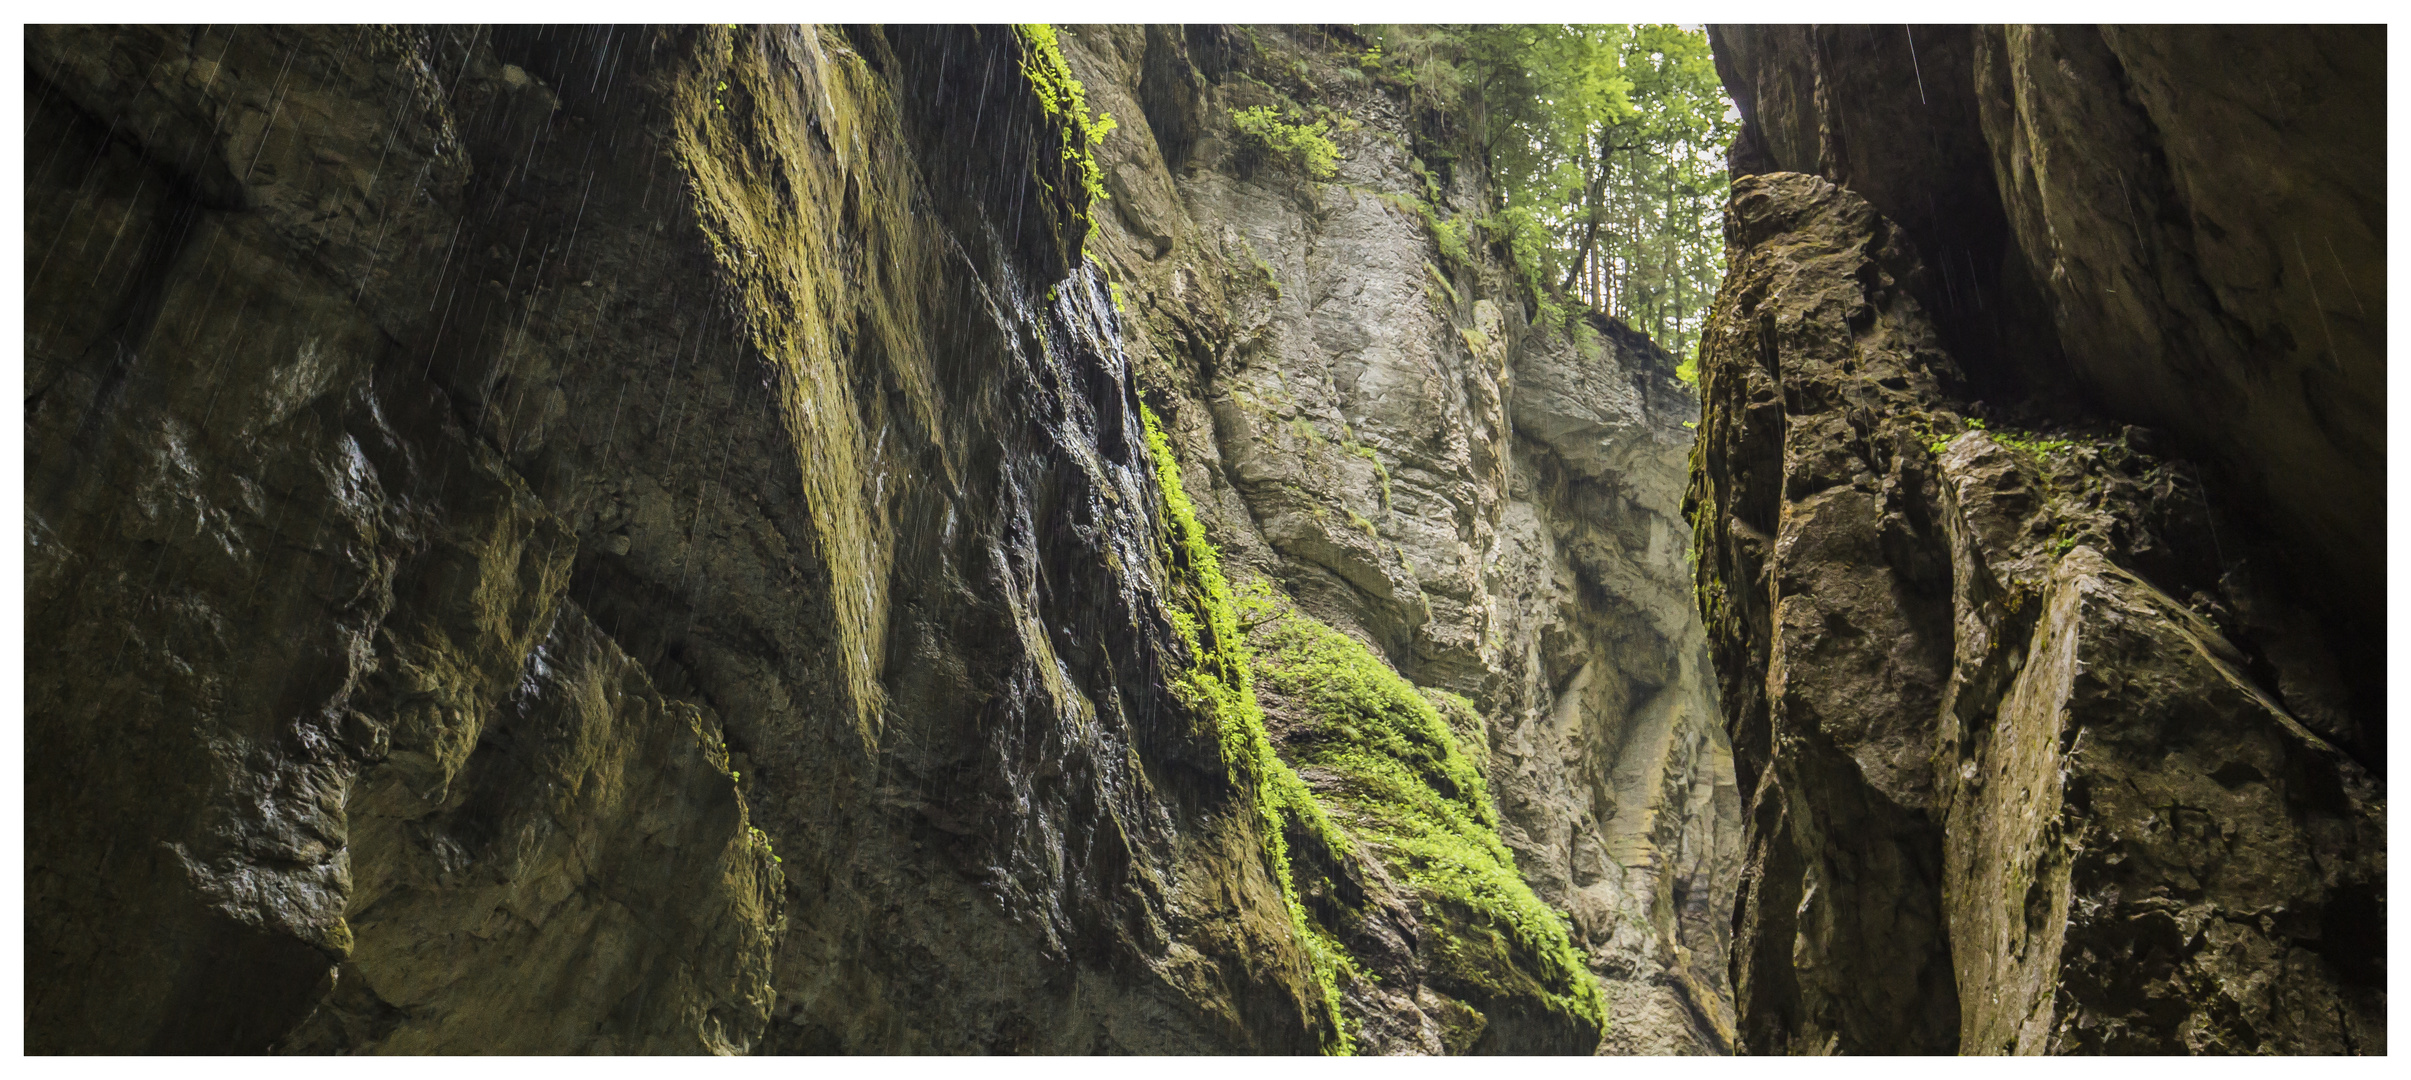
xmin=1342 ymin=440 xmax=1393 ymax=508
xmin=1568 ymin=318 xmax=1601 ymax=360
xmin=1141 ymin=407 xmax=1357 ymax=1055
xmin=1383 ymin=188 xmax=1474 ymax=273
xmin=1426 ymin=210 xmax=1473 ymax=267
xmin=1232 ymin=236 xmax=1285 ymax=299
xmin=1408 ymin=155 xmax=1444 ymax=205
xmin=1984 ymin=422 xmax=2080 ymax=461
xmin=1924 ymin=416 xmax=2081 ymax=462
xmin=1246 ymin=607 xmax=1607 ymax=1035
xmin=1014 ymin=25 xmax=1117 ymax=213
xmin=1432 ymin=996 xmax=1488 ymax=1054
xmin=1422 ymin=261 xmax=1462 ymax=308
xmin=1232 ymin=104 xmax=1340 ymax=180
xmin=672 ymin=26 xmax=939 ymax=747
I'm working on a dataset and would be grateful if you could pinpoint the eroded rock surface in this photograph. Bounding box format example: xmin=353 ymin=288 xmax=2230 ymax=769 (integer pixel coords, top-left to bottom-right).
xmin=27 ymin=24 xmax=1329 ymax=1054
xmin=1687 ymin=171 xmax=2384 ymax=1055
xmin=1709 ymin=24 xmax=2384 ymax=754
xmin=26 ymin=22 xmax=1739 ymax=1056
xmin=1063 ymin=26 xmax=1740 ymax=1054
xmin=1974 ymin=27 xmax=2384 ymax=650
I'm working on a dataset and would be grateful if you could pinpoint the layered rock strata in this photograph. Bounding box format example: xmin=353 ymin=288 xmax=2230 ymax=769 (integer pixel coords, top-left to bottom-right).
xmin=1062 ymin=26 xmax=1739 ymax=1053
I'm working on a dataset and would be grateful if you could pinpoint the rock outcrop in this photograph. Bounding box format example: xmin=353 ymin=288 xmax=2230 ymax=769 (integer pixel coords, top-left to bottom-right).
xmin=1973 ymin=27 xmax=2384 ymax=652
xmin=1688 ymin=170 xmax=2383 ymax=1056
xmin=1697 ymin=25 xmax=2386 ymax=1055
xmin=1708 ymin=26 xmax=2384 ymax=751
xmin=27 ymin=24 xmax=1326 ymax=1054
xmin=26 ymin=23 xmax=1735 ymax=1055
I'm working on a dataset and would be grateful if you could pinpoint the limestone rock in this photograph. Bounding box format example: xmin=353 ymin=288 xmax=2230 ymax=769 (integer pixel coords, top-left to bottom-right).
xmin=26 ymin=24 xmax=1328 ymax=1054
xmin=1709 ymin=23 xmax=2384 ymax=760
xmin=1688 ymin=173 xmax=1966 ymax=1055
xmin=26 ymin=22 xmax=1741 ymax=1056
xmin=1063 ymin=25 xmax=1740 ymax=1054
xmin=1973 ymin=26 xmax=2384 ymax=657
xmin=1687 ymin=170 xmax=2384 ymax=1055
xmin=284 ymin=603 xmax=784 ymax=1053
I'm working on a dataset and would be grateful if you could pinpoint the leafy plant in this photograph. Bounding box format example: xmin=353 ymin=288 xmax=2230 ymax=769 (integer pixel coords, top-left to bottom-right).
xmin=1015 ymin=25 xmax=1119 ymax=210
xmin=1233 ymin=104 xmax=1341 ymax=180
xmin=1427 ymin=210 xmax=1473 ymax=267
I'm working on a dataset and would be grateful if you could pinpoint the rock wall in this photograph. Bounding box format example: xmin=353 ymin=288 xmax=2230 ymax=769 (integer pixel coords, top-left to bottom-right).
xmin=1974 ymin=27 xmax=2384 ymax=652
xmin=1693 ymin=24 xmax=2386 ymax=1054
xmin=25 ymin=23 xmax=1735 ymax=1055
xmin=1709 ymin=26 xmax=2384 ymax=750
xmin=1061 ymin=26 xmax=1738 ymax=1054
xmin=27 ymin=24 xmax=1325 ymax=1054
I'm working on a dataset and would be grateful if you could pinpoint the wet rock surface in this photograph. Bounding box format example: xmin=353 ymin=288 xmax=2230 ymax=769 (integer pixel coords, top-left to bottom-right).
xmin=25 ymin=23 xmax=1738 ymax=1056
xmin=1687 ymin=170 xmax=2384 ymax=1055
xmin=1974 ymin=27 xmax=2384 ymax=654
xmin=28 ymin=19 xmax=2379 ymax=1060
xmin=27 ymin=24 xmax=1325 ymax=1054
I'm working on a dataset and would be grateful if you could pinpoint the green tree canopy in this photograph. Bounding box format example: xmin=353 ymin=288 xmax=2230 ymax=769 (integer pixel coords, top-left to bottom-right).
xmin=1369 ymin=24 xmax=1736 ymax=365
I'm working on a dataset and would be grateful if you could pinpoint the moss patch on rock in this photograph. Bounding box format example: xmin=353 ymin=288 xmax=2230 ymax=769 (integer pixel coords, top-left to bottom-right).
xmin=1141 ymin=406 xmax=1359 ymax=1055
xmin=1246 ymin=606 xmax=1606 ymax=1039
xmin=1231 ymin=103 xmax=1340 ymax=179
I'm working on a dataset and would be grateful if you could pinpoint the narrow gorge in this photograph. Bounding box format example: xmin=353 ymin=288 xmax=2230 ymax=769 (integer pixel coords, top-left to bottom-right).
xmin=21 ymin=23 xmax=2383 ymax=1056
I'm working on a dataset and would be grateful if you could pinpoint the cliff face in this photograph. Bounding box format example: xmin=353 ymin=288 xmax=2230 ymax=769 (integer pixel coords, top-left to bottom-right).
xmin=1693 ymin=26 xmax=2385 ymax=1055
xmin=1709 ymin=26 xmax=2385 ymax=739
xmin=26 ymin=28 xmax=790 ymax=1052
xmin=28 ymin=24 xmax=1318 ymax=1054
xmin=26 ymin=24 xmax=1732 ymax=1055
xmin=1059 ymin=26 xmax=1738 ymax=1053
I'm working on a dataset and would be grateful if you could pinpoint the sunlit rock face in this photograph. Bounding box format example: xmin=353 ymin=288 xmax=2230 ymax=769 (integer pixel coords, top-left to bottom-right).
xmin=1060 ymin=26 xmax=1740 ymax=1054
xmin=25 ymin=23 xmax=1737 ymax=1056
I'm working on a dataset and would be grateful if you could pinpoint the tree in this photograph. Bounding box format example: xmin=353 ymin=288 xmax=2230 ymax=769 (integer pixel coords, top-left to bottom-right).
xmin=1367 ymin=24 xmax=1736 ymax=366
